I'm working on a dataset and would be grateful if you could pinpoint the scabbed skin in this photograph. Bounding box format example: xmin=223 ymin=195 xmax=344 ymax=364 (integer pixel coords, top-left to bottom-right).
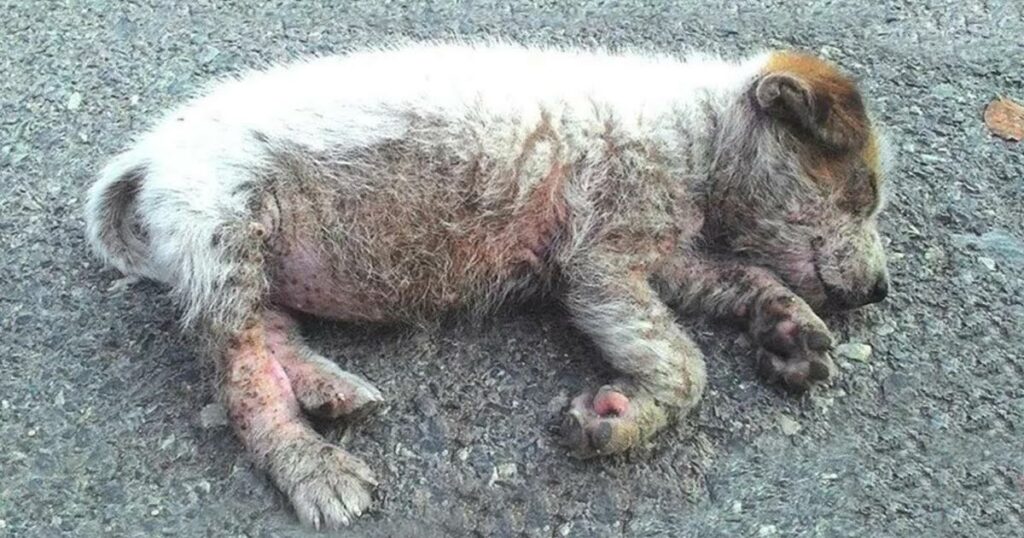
xmin=85 ymin=42 xmax=890 ymax=529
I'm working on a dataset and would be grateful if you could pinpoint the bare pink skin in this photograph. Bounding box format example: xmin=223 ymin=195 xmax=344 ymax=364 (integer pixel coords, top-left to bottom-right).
xmin=563 ymin=382 xmax=683 ymax=457
xmin=259 ymin=310 xmax=384 ymax=419
xmin=565 ymin=387 xmax=641 ymax=456
xmin=221 ymin=310 xmax=381 ymax=529
xmin=593 ymin=389 xmax=630 ymax=417
xmin=223 ymin=325 xmax=300 ymax=440
xmin=270 ymin=246 xmax=392 ymax=322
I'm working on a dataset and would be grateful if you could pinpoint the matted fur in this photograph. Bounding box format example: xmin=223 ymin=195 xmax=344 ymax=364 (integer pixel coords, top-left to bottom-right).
xmin=85 ymin=42 xmax=891 ymax=529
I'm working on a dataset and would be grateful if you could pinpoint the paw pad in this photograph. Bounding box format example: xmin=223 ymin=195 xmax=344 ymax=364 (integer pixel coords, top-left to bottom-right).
xmin=561 ymin=386 xmax=640 ymax=457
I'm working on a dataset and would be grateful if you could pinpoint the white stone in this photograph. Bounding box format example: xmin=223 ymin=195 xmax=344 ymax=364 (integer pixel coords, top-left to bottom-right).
xmin=836 ymin=342 xmax=872 ymax=363
xmin=199 ymin=403 xmax=228 ymax=429
xmin=497 ymin=462 xmax=517 ymax=479
xmin=777 ymin=415 xmax=801 ymax=436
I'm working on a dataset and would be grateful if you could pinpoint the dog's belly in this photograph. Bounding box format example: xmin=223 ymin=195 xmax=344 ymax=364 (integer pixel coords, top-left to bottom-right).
xmin=267 ymin=225 xmax=560 ymax=322
xmin=268 ymin=243 xmax=398 ymax=322
xmin=258 ymin=116 xmax=572 ymax=321
xmin=265 ymin=175 xmax=569 ymax=323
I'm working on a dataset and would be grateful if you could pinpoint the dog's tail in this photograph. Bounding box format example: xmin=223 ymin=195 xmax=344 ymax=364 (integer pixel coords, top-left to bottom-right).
xmin=84 ymin=151 xmax=154 ymax=278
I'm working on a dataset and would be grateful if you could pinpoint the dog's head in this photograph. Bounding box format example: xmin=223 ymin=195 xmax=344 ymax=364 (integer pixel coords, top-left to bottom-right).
xmin=709 ymin=51 xmax=891 ymax=311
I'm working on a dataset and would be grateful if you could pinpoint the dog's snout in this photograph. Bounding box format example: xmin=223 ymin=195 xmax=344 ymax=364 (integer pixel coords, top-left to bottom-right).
xmin=866 ymin=274 xmax=889 ymax=304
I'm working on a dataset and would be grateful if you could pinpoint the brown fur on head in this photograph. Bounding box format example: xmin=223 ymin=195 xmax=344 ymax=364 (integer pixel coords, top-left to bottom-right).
xmin=708 ymin=51 xmax=891 ymax=311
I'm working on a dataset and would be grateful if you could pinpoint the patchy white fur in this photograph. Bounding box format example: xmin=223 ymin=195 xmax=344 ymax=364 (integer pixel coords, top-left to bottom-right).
xmin=85 ymin=42 xmax=767 ymax=324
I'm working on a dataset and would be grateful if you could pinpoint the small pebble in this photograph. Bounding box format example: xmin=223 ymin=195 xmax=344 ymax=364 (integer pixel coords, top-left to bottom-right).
xmin=777 ymin=415 xmax=801 ymax=436
xmin=67 ymin=92 xmax=82 ymax=110
xmin=836 ymin=342 xmax=872 ymax=363
xmin=818 ymin=45 xmax=839 ymax=58
xmin=811 ymin=394 xmax=835 ymax=412
xmin=731 ymin=501 xmax=743 ymax=513
xmin=490 ymin=462 xmax=518 ymax=485
xmin=923 ymin=246 xmax=946 ymax=266
xmin=979 ymin=257 xmax=996 ymax=271
xmin=397 ymin=444 xmax=418 ymax=459
xmin=496 ymin=462 xmax=517 ymax=479
xmin=199 ymin=403 xmax=228 ymax=429
xmin=758 ymin=524 xmax=778 ymax=536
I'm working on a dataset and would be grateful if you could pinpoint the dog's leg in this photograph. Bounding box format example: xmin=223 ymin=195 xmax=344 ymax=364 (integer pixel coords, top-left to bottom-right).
xmin=656 ymin=258 xmax=836 ymax=391
xmin=560 ymin=253 xmax=707 ymax=457
xmin=217 ymin=309 xmax=377 ymax=529
xmin=260 ymin=310 xmax=384 ymax=420
xmin=187 ymin=218 xmax=377 ymax=529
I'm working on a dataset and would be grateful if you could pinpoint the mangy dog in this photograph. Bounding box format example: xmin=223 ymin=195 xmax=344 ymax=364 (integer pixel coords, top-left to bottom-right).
xmin=85 ymin=43 xmax=891 ymax=529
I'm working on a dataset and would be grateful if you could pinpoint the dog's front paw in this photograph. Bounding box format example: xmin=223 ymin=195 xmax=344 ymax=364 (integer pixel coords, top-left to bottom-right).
xmin=756 ymin=345 xmax=836 ymax=391
xmin=562 ymin=385 xmax=641 ymax=457
xmin=266 ymin=432 xmax=377 ymax=529
xmin=751 ymin=296 xmax=836 ymax=391
xmin=561 ymin=385 xmax=677 ymax=457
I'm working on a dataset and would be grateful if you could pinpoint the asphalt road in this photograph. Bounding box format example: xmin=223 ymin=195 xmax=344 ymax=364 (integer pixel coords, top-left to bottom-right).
xmin=2 ymin=1 xmax=1023 ymax=536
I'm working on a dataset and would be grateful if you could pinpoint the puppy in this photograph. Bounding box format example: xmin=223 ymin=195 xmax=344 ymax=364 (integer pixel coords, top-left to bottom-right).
xmin=86 ymin=43 xmax=891 ymax=529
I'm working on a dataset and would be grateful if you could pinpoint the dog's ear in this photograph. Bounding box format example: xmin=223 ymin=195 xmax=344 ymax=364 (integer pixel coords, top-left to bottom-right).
xmin=756 ymin=52 xmax=869 ymax=151
xmin=756 ymin=72 xmax=824 ymax=129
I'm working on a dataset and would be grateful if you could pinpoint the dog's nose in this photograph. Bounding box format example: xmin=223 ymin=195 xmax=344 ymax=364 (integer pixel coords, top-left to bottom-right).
xmin=867 ymin=274 xmax=889 ymax=304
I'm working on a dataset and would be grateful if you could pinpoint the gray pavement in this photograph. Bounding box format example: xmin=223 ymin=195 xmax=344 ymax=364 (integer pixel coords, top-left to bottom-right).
xmin=2 ymin=1 xmax=1023 ymax=536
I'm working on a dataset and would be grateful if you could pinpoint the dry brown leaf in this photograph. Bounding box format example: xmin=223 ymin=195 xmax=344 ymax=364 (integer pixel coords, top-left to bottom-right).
xmin=984 ymin=96 xmax=1024 ymax=141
